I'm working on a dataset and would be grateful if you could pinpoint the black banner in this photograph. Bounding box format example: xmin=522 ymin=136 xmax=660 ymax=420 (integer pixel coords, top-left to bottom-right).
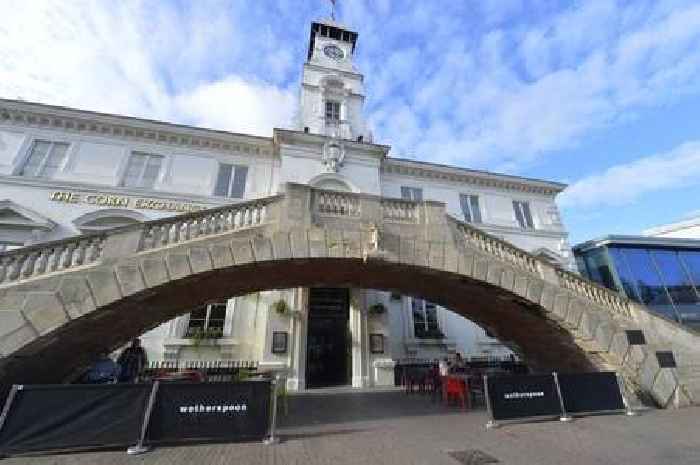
xmin=557 ymin=372 xmax=625 ymax=414
xmin=0 ymin=384 xmax=150 ymax=455
xmin=146 ymin=381 xmax=271 ymax=443
xmin=487 ymin=374 xmax=561 ymax=421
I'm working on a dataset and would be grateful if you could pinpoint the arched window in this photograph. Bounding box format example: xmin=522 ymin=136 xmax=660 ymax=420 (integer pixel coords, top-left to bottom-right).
xmin=72 ymin=209 xmax=146 ymax=233
xmin=309 ymin=173 xmax=357 ymax=193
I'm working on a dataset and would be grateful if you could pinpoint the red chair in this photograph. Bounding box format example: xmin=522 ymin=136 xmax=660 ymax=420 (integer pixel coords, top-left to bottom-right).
xmin=443 ymin=376 xmax=470 ymax=409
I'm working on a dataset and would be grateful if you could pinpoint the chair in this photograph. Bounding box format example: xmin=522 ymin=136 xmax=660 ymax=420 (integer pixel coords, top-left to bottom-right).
xmin=444 ymin=376 xmax=470 ymax=410
xmin=428 ymin=369 xmax=443 ymax=402
xmin=468 ymin=373 xmax=485 ymax=407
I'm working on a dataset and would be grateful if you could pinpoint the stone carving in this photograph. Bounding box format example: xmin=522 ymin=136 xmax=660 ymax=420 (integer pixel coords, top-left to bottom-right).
xmin=362 ymin=222 xmax=381 ymax=263
xmin=322 ymin=139 xmax=345 ymax=173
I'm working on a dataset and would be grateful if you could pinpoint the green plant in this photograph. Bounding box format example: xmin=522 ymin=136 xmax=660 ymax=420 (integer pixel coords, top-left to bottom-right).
xmin=188 ymin=327 xmax=223 ymax=346
xmin=369 ymin=302 xmax=387 ymax=315
xmin=271 ymin=299 xmax=291 ymax=316
xmin=415 ymin=327 xmax=445 ymax=339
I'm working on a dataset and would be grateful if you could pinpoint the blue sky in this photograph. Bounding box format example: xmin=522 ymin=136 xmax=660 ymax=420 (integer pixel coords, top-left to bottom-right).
xmin=2 ymin=0 xmax=700 ymax=244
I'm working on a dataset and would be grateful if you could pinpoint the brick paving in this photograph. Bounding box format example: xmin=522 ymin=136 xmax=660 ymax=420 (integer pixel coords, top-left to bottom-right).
xmin=3 ymin=389 xmax=700 ymax=465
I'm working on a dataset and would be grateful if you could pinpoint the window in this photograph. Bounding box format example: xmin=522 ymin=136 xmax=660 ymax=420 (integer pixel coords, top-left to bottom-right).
xmin=512 ymin=200 xmax=534 ymax=229
xmin=186 ymin=303 xmax=227 ymax=338
xmin=581 ymin=248 xmax=616 ymax=290
xmin=325 ymin=101 xmax=341 ymax=123
xmin=608 ymin=247 xmax=642 ymax=301
xmin=651 ymin=250 xmax=700 ymax=325
xmin=460 ymin=194 xmax=482 ymax=223
xmin=620 ymin=248 xmax=678 ymax=321
xmin=678 ymin=251 xmax=700 ymax=327
xmin=214 ymin=164 xmax=248 ymax=198
xmin=20 ymin=140 xmax=69 ymax=178
xmin=412 ymin=299 xmax=441 ymax=338
xmin=401 ymin=186 xmax=423 ymax=201
xmin=122 ymin=152 xmax=163 ymax=188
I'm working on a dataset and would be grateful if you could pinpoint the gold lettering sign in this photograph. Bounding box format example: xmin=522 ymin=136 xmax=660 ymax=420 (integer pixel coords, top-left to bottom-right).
xmin=49 ymin=191 xmax=206 ymax=213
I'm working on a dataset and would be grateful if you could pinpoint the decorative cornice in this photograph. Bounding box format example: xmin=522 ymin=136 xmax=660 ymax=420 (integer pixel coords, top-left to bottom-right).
xmin=273 ymin=128 xmax=390 ymax=158
xmin=0 ymin=98 xmax=273 ymax=157
xmin=304 ymin=62 xmax=364 ymax=81
xmin=382 ymin=158 xmax=566 ymax=196
xmin=0 ymin=199 xmax=56 ymax=230
xmin=301 ymin=82 xmax=365 ymax=100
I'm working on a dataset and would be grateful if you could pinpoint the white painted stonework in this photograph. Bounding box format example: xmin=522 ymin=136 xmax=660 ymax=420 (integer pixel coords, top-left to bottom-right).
xmin=0 ymin=19 xmax=573 ymax=390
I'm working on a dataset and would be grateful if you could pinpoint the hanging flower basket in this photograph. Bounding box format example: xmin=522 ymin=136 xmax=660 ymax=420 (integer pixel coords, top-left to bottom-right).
xmin=271 ymin=299 xmax=291 ymax=316
xmin=369 ymin=302 xmax=387 ymax=315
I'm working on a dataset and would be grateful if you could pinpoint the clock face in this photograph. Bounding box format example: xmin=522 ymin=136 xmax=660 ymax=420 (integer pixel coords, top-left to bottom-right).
xmin=323 ymin=44 xmax=345 ymax=60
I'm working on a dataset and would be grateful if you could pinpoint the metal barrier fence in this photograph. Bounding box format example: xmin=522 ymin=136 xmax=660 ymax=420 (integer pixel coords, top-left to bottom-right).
xmin=140 ymin=360 xmax=258 ymax=383
xmin=0 ymin=376 xmax=280 ymax=458
xmin=483 ymin=371 xmax=635 ymax=429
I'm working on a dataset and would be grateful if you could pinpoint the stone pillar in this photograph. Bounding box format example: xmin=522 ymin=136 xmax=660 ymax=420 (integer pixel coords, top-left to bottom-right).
xmin=287 ymin=287 xmax=308 ymax=391
xmin=350 ymin=289 xmax=369 ymax=388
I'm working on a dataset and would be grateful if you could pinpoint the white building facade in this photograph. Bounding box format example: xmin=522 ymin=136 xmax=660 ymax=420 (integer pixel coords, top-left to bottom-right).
xmin=0 ymin=20 xmax=572 ymax=390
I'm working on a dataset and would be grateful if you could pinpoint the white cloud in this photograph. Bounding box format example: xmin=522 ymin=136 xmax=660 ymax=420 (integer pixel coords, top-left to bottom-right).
xmin=357 ymin=0 xmax=700 ymax=170
xmin=174 ymin=77 xmax=296 ymax=136
xmin=558 ymin=141 xmax=700 ymax=209
xmin=2 ymin=0 xmax=700 ymax=173
xmin=0 ymin=0 xmax=296 ymax=137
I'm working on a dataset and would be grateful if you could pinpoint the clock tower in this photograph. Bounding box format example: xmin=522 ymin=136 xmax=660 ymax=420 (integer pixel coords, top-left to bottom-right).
xmin=298 ymin=19 xmax=368 ymax=142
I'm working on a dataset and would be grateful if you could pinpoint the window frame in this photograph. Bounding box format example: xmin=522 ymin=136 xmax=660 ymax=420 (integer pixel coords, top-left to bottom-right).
xmin=325 ymin=100 xmax=341 ymax=124
xmin=411 ymin=298 xmax=441 ymax=338
xmin=400 ymin=186 xmax=423 ymax=202
xmin=459 ymin=193 xmax=482 ymax=223
xmin=512 ymin=200 xmax=535 ymax=229
xmin=121 ymin=151 xmax=164 ymax=189
xmin=214 ymin=163 xmax=248 ymax=198
xmin=19 ymin=139 xmax=70 ymax=178
xmin=185 ymin=302 xmax=227 ymax=338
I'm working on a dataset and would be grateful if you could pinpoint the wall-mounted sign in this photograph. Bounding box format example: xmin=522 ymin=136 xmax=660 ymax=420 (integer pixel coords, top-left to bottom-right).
xmin=271 ymin=332 xmax=288 ymax=354
xmin=370 ymin=334 xmax=384 ymax=354
xmin=49 ymin=191 xmax=207 ymax=213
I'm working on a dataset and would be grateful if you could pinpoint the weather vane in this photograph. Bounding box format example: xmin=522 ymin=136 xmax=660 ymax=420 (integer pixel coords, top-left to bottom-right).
xmin=329 ymin=0 xmax=336 ymax=21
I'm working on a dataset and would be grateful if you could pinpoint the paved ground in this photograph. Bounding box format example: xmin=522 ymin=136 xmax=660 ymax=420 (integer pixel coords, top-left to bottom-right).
xmin=3 ymin=388 xmax=700 ymax=465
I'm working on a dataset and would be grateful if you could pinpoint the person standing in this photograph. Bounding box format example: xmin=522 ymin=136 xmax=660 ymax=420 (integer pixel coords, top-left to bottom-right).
xmin=439 ymin=357 xmax=450 ymax=377
xmin=117 ymin=339 xmax=148 ymax=383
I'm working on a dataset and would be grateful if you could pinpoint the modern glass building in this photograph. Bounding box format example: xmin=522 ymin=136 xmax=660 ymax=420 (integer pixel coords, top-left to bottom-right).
xmin=573 ymin=236 xmax=700 ymax=330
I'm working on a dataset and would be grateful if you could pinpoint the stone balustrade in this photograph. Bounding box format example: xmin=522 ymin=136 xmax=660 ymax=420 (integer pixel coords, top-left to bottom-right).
xmin=0 ymin=234 xmax=106 ymax=284
xmin=313 ymin=190 xmax=361 ymax=217
xmin=139 ymin=198 xmax=275 ymax=251
xmin=1 ymin=183 xmax=698 ymax=408
xmin=556 ymin=269 xmax=632 ymax=318
xmin=457 ymin=221 xmax=539 ymax=275
xmin=381 ymin=199 xmax=420 ymax=223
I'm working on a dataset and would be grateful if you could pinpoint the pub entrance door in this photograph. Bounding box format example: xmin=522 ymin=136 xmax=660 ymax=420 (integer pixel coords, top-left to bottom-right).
xmin=306 ymin=288 xmax=350 ymax=388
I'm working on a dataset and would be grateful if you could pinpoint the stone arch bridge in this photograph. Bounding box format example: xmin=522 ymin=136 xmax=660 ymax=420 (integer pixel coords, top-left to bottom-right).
xmin=0 ymin=184 xmax=698 ymax=407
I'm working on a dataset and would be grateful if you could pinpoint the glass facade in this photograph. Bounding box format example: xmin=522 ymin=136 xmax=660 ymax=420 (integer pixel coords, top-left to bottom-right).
xmin=575 ymin=242 xmax=700 ymax=329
